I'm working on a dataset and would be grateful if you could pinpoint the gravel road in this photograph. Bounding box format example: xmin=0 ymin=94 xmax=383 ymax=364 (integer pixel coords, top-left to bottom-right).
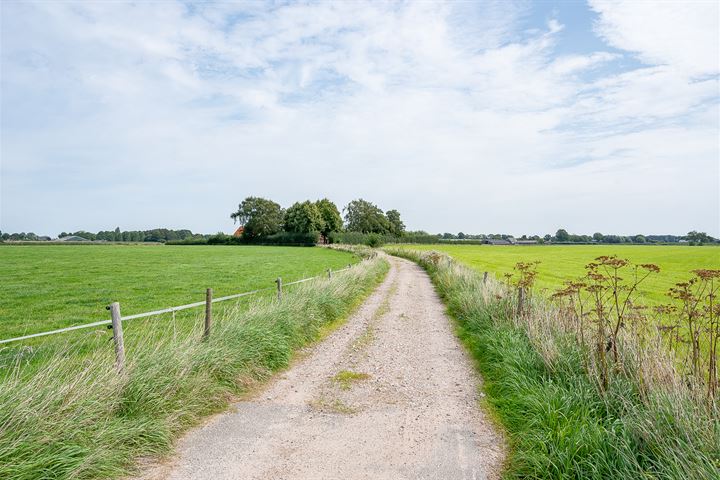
xmin=139 ymin=255 xmax=504 ymax=480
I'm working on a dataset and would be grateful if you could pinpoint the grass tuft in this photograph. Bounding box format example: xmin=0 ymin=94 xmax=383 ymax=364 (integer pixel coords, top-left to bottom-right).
xmin=332 ymin=370 xmax=371 ymax=390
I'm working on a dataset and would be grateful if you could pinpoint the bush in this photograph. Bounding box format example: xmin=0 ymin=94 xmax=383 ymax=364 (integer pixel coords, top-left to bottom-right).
xmin=168 ymin=232 xmax=320 ymax=246
xmin=259 ymin=231 xmax=320 ymax=246
xmin=365 ymin=233 xmax=383 ymax=248
xmin=328 ymin=231 xmax=398 ymax=245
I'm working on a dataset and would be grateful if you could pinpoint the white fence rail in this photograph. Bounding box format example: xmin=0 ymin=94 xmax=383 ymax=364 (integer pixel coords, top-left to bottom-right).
xmin=0 ymin=264 xmax=354 ymax=351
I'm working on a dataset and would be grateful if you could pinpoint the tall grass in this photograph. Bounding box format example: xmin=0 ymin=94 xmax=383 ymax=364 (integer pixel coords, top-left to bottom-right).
xmin=0 ymin=253 xmax=388 ymax=479
xmin=386 ymin=248 xmax=719 ymax=480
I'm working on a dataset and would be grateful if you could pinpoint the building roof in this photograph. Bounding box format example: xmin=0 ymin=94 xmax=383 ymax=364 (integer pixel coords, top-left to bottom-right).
xmin=57 ymin=235 xmax=89 ymax=242
xmin=484 ymin=239 xmax=511 ymax=245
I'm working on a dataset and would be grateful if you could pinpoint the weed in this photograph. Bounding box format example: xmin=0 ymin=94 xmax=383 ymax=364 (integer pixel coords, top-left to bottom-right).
xmin=332 ymin=370 xmax=370 ymax=390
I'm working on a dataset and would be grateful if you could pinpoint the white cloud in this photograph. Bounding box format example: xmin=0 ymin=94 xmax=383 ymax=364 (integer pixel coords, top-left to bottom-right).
xmin=1 ymin=1 xmax=718 ymax=236
xmin=589 ymin=0 xmax=719 ymax=76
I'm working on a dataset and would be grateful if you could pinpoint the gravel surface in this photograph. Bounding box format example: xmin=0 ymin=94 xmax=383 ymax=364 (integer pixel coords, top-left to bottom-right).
xmin=138 ymin=255 xmax=505 ymax=480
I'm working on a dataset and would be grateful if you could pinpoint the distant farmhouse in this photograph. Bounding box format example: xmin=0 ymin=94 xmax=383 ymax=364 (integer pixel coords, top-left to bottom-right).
xmin=483 ymin=238 xmax=513 ymax=245
xmin=233 ymin=226 xmax=245 ymax=237
xmin=57 ymin=235 xmax=90 ymax=242
xmin=482 ymin=237 xmax=538 ymax=246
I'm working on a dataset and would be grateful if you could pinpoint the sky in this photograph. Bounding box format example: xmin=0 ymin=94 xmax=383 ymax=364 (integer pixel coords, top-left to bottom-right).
xmin=1 ymin=0 xmax=718 ymax=237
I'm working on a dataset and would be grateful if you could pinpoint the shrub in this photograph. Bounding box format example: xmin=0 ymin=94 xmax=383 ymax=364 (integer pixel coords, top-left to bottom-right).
xmin=365 ymin=233 xmax=383 ymax=248
xmin=169 ymin=232 xmax=319 ymax=246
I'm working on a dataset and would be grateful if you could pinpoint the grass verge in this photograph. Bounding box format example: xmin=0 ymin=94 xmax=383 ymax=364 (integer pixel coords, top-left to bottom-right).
xmin=386 ymin=247 xmax=719 ymax=480
xmin=0 ymin=250 xmax=388 ymax=479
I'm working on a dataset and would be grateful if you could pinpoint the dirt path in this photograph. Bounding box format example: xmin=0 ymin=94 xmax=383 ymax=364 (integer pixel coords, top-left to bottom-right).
xmin=140 ymin=255 xmax=504 ymax=480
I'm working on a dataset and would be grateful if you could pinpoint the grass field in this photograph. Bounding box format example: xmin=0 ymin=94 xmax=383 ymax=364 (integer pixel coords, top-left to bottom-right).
xmin=0 ymin=245 xmax=358 ymax=341
xmin=395 ymin=244 xmax=719 ymax=304
xmin=0 ymin=249 xmax=388 ymax=480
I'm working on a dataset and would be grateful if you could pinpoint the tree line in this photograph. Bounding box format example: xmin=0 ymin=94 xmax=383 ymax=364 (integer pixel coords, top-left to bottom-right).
xmin=435 ymin=229 xmax=718 ymax=245
xmin=0 ymin=228 xmax=198 ymax=243
xmin=2 ymin=212 xmax=716 ymax=246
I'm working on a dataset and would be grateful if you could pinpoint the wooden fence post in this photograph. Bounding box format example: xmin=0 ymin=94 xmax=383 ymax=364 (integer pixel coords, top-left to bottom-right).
xmin=327 ymin=268 xmax=332 ymax=279
xmin=109 ymin=302 xmax=125 ymax=371
xmin=276 ymin=277 xmax=283 ymax=301
xmin=204 ymin=288 xmax=212 ymax=340
xmin=483 ymin=272 xmax=489 ymax=284
xmin=517 ymin=287 xmax=525 ymax=316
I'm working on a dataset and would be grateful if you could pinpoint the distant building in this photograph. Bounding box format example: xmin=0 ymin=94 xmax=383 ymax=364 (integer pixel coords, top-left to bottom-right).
xmin=37 ymin=236 xmax=51 ymax=241
xmin=233 ymin=226 xmax=245 ymax=237
xmin=516 ymin=240 xmax=538 ymax=245
xmin=483 ymin=238 xmax=512 ymax=245
xmin=57 ymin=235 xmax=89 ymax=242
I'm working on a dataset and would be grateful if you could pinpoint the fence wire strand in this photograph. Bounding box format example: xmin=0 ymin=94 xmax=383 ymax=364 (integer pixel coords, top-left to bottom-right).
xmin=0 ymin=264 xmax=355 ymax=345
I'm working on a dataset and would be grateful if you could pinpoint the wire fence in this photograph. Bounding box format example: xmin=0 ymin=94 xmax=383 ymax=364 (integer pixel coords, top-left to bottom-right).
xmin=0 ymin=264 xmax=355 ymax=348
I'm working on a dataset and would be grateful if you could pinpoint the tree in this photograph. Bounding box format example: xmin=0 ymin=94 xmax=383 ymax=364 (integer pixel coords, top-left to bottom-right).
xmin=457 ymin=232 xmax=466 ymax=239
xmin=284 ymin=201 xmax=325 ymax=233
xmin=686 ymin=231 xmax=712 ymax=245
xmin=593 ymin=232 xmax=604 ymax=242
xmin=230 ymin=197 xmax=284 ymax=238
xmin=555 ymin=229 xmax=570 ymax=242
xmin=344 ymin=199 xmax=390 ymax=234
xmin=385 ymin=209 xmax=405 ymax=236
xmin=543 ymin=234 xmax=552 ymax=242
xmin=315 ymin=198 xmax=343 ymax=237
xmin=633 ymin=234 xmax=647 ymax=243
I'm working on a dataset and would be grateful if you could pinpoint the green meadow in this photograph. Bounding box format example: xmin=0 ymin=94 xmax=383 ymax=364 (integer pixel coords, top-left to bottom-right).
xmin=0 ymin=245 xmax=358 ymax=341
xmin=395 ymin=244 xmax=719 ymax=304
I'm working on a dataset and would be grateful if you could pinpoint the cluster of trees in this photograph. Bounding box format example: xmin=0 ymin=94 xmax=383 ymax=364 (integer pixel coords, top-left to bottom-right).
xmin=435 ymin=229 xmax=718 ymax=245
xmin=344 ymin=200 xmax=405 ymax=236
xmin=88 ymin=228 xmax=196 ymax=243
xmin=229 ymin=197 xmax=405 ymax=240
xmin=230 ymin=197 xmax=342 ymax=239
xmin=0 ymin=228 xmax=198 ymax=243
xmin=550 ymin=229 xmax=717 ymax=245
xmin=439 ymin=232 xmax=534 ymax=241
xmin=0 ymin=232 xmax=49 ymax=241
xmin=684 ymin=231 xmax=716 ymax=245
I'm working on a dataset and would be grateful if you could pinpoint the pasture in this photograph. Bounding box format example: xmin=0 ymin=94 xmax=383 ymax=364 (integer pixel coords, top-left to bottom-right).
xmin=0 ymin=245 xmax=358 ymax=341
xmin=395 ymin=244 xmax=719 ymax=304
